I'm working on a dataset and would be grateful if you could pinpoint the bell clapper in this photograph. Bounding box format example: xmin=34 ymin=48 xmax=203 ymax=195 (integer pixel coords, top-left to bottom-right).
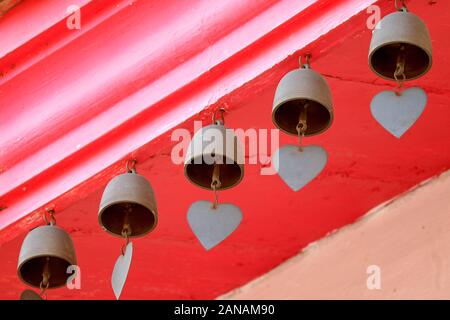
xmin=394 ymin=45 xmax=407 ymax=96
xmin=296 ymin=103 xmax=309 ymax=152
xmin=211 ymin=163 xmax=221 ymax=209
xmin=38 ymin=257 xmax=51 ymax=299
xmin=32 ymin=210 xmax=54 ymax=299
xmin=296 ymin=54 xmax=311 ymax=151
xmin=121 ymin=210 xmax=132 ymax=256
xmin=109 ymin=181 xmax=137 ymax=299
xmin=121 ymin=159 xmax=134 ymax=256
xmin=211 ymin=107 xmax=225 ymax=209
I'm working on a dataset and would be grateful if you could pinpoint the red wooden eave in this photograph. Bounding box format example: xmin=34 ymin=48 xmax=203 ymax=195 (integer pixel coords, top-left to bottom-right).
xmin=0 ymin=0 xmax=382 ymax=244
xmin=0 ymin=0 xmax=449 ymax=299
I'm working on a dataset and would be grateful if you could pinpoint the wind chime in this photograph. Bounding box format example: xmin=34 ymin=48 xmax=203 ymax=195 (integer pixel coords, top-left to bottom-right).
xmin=98 ymin=160 xmax=158 ymax=299
xmin=184 ymin=108 xmax=244 ymax=250
xmin=17 ymin=209 xmax=77 ymax=300
xmin=369 ymin=0 xmax=432 ymax=138
xmin=272 ymin=54 xmax=333 ymax=191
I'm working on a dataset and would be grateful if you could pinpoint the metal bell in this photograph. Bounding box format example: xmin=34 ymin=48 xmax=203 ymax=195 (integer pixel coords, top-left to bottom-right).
xmin=184 ymin=122 xmax=244 ymax=190
xmin=369 ymin=11 xmax=432 ymax=81
xmin=272 ymin=64 xmax=333 ymax=136
xmin=98 ymin=172 xmax=158 ymax=238
xmin=17 ymin=225 xmax=77 ymax=289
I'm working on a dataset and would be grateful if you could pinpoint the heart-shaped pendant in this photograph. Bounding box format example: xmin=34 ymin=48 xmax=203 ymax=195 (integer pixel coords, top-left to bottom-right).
xmin=187 ymin=201 xmax=242 ymax=251
xmin=111 ymin=242 xmax=133 ymax=300
xmin=272 ymin=145 xmax=327 ymax=192
xmin=370 ymin=87 xmax=427 ymax=138
xmin=20 ymin=289 xmax=43 ymax=300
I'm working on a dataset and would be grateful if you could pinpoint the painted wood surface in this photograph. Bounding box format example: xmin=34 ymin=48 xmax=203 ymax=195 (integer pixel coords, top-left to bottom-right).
xmin=0 ymin=0 xmax=449 ymax=299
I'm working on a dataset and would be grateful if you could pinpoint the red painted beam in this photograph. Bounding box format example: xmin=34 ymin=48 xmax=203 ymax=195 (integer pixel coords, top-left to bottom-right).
xmin=0 ymin=0 xmax=137 ymax=82
xmin=0 ymin=0 xmax=379 ymax=245
xmin=0 ymin=0 xmax=448 ymax=300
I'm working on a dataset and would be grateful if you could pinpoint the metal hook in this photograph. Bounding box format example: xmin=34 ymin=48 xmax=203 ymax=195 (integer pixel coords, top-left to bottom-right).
xmin=394 ymin=46 xmax=406 ymax=96
xmin=395 ymin=0 xmax=408 ymax=12
xmin=299 ymin=54 xmax=311 ymax=69
xmin=126 ymin=159 xmax=137 ymax=174
xmin=43 ymin=208 xmax=56 ymax=226
xmin=212 ymin=107 xmax=226 ymax=125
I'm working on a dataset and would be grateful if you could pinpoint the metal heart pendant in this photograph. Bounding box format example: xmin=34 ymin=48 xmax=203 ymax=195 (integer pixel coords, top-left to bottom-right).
xmin=370 ymin=87 xmax=427 ymax=138
xmin=111 ymin=242 xmax=133 ymax=300
xmin=187 ymin=201 xmax=242 ymax=251
xmin=272 ymin=145 xmax=327 ymax=192
xmin=20 ymin=289 xmax=43 ymax=300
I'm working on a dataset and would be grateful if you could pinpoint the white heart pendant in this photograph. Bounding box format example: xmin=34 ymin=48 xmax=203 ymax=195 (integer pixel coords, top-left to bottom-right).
xmin=273 ymin=145 xmax=327 ymax=192
xmin=370 ymin=87 xmax=427 ymax=138
xmin=187 ymin=201 xmax=242 ymax=251
xmin=111 ymin=242 xmax=133 ymax=300
xmin=20 ymin=289 xmax=43 ymax=300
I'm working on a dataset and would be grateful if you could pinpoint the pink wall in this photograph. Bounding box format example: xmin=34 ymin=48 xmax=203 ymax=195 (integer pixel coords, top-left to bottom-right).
xmin=221 ymin=170 xmax=450 ymax=300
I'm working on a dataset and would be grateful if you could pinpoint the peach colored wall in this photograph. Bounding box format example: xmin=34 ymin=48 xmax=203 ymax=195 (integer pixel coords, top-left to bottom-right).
xmin=220 ymin=170 xmax=450 ymax=300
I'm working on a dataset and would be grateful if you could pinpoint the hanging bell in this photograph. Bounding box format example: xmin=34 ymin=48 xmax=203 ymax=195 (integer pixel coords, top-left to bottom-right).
xmin=184 ymin=109 xmax=244 ymax=190
xmin=272 ymin=56 xmax=333 ymax=137
xmin=98 ymin=162 xmax=158 ymax=238
xmin=369 ymin=9 xmax=432 ymax=81
xmin=17 ymin=224 xmax=77 ymax=289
